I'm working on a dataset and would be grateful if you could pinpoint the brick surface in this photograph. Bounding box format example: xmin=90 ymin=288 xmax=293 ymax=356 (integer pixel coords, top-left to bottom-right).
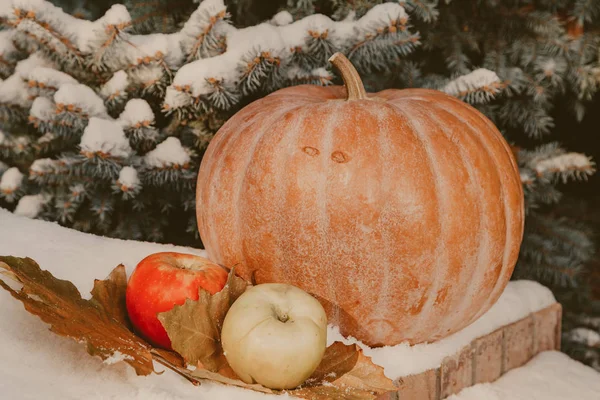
xmin=441 ymin=345 xmax=473 ymax=398
xmin=533 ymin=303 xmax=562 ymax=354
xmin=473 ymin=328 xmax=503 ymax=384
xmin=503 ymin=314 xmax=534 ymax=372
xmin=396 ymin=369 xmax=439 ymax=400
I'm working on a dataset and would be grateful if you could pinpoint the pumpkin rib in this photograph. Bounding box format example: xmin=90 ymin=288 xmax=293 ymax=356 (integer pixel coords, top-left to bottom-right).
xmin=397 ymin=100 xmax=492 ymax=339
xmin=465 ymin=107 xmax=524 ymax=317
xmin=198 ymin=115 xmax=257 ymax=260
xmin=391 ymin=103 xmax=450 ymax=341
xmin=427 ymin=99 xmax=515 ymax=325
xmin=442 ymin=94 xmax=522 ymax=180
xmin=198 ymin=100 xmax=278 ymax=257
xmin=314 ymin=101 xmax=345 ymax=309
xmin=204 ymin=101 xmax=303 ymax=265
xmin=412 ymin=102 xmax=490 ymax=334
xmin=418 ymin=99 xmax=504 ymax=334
xmin=234 ymin=104 xmax=310 ymax=278
xmin=368 ymin=104 xmax=396 ymax=328
xmin=253 ymin=104 xmax=321 ymax=284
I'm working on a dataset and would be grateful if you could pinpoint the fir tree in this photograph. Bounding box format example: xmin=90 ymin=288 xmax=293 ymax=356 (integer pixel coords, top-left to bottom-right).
xmin=1 ymin=0 xmax=599 ymax=369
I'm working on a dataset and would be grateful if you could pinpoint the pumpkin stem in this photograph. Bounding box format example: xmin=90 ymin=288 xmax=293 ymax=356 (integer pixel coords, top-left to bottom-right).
xmin=328 ymin=52 xmax=368 ymax=101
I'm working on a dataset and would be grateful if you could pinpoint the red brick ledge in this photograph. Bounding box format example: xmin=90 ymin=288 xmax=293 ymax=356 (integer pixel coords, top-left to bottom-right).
xmin=378 ymin=302 xmax=562 ymax=400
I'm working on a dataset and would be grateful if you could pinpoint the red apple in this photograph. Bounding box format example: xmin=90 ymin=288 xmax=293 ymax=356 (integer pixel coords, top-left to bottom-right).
xmin=126 ymin=252 xmax=228 ymax=349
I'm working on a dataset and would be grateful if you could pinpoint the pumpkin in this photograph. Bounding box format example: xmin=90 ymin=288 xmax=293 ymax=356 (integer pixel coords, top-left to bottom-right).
xmin=196 ymin=53 xmax=524 ymax=347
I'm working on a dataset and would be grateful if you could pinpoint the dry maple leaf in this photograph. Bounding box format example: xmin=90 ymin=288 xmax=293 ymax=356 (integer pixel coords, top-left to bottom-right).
xmin=0 ymin=256 xmax=159 ymax=375
xmin=293 ymin=342 xmax=397 ymax=399
xmin=158 ymin=267 xmax=248 ymax=371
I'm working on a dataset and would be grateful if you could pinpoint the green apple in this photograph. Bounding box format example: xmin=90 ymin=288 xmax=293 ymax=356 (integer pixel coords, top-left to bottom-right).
xmin=221 ymin=283 xmax=327 ymax=389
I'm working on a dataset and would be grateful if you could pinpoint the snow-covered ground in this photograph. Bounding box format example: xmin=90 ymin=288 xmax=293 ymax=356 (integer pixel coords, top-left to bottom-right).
xmin=1 ymin=209 xmax=599 ymax=399
xmin=449 ymin=351 xmax=600 ymax=400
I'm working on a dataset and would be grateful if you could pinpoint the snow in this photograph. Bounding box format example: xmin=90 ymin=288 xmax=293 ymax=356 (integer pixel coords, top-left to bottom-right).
xmin=359 ymin=2 xmax=408 ymax=27
xmin=14 ymin=53 xmax=55 ymax=79
xmin=80 ymin=117 xmax=132 ymax=158
xmin=450 ymin=351 xmax=600 ymax=400
xmin=30 ymin=96 xmax=56 ymax=121
xmin=99 ymin=4 xmax=131 ymax=27
xmin=54 ymin=84 xmax=108 ymax=118
xmin=534 ymin=153 xmax=595 ymax=179
xmin=180 ymin=0 xmax=232 ymax=58
xmin=119 ymin=98 xmax=155 ymax=128
xmin=126 ymin=33 xmax=184 ymax=69
xmin=117 ymin=166 xmax=140 ymax=190
xmin=144 ymin=137 xmax=190 ymax=167
xmin=14 ymin=194 xmax=48 ymax=218
xmin=0 ymin=211 xmax=598 ymax=399
xmin=29 ymin=158 xmax=57 ymax=174
xmin=103 ymin=351 xmax=134 ymax=365
xmin=271 ymin=11 xmax=293 ymax=26
xmin=443 ymin=68 xmax=501 ymax=97
xmin=0 ymin=30 xmax=17 ymax=55
xmin=280 ymin=14 xmax=334 ymax=50
xmin=0 ymin=74 xmax=30 ymax=107
xmin=27 ymin=67 xmax=78 ymax=89
xmin=0 ymin=167 xmax=24 ymax=192
xmin=566 ymin=328 xmax=600 ymax=347
xmin=100 ymin=70 xmax=129 ymax=99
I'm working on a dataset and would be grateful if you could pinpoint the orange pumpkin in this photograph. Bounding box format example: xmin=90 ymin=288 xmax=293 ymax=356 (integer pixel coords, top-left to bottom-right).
xmin=196 ymin=53 xmax=524 ymax=347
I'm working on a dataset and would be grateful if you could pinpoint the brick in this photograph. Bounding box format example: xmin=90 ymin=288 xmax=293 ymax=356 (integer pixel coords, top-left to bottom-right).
xmin=396 ymin=368 xmax=439 ymax=400
xmin=503 ymin=315 xmax=534 ymax=372
xmin=441 ymin=345 xmax=473 ymax=398
xmin=533 ymin=303 xmax=562 ymax=354
xmin=473 ymin=328 xmax=503 ymax=384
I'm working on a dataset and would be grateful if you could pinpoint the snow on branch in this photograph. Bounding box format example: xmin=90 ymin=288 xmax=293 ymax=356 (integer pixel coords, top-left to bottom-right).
xmin=0 ymin=74 xmax=30 ymax=108
xmin=29 ymin=158 xmax=61 ymax=179
xmin=442 ymin=68 xmax=504 ymax=104
xmin=54 ymin=83 xmax=108 ymax=118
xmin=14 ymin=193 xmax=49 ymax=218
xmin=164 ymin=2 xmax=417 ymax=114
xmin=114 ymin=166 xmax=141 ymax=198
xmin=29 ymin=96 xmax=54 ymax=128
xmin=25 ymin=67 xmax=77 ymax=97
xmin=144 ymin=137 xmax=190 ymax=168
xmin=0 ymin=167 xmax=24 ymax=202
xmin=566 ymin=328 xmax=600 ymax=348
xmin=533 ymin=153 xmax=596 ymax=182
xmin=80 ymin=117 xmax=132 ymax=159
xmin=99 ymin=70 xmax=130 ymax=109
xmin=180 ymin=0 xmax=231 ymax=62
xmin=346 ymin=3 xmax=419 ymax=73
xmin=0 ymin=30 xmax=20 ymax=77
xmin=118 ymin=99 xmax=155 ymax=129
xmin=2 ymin=0 xmax=89 ymax=63
xmin=271 ymin=11 xmax=294 ymax=26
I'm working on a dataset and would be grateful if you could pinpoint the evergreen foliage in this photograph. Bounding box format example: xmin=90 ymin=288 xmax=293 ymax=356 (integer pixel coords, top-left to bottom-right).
xmin=0 ymin=0 xmax=598 ymax=369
